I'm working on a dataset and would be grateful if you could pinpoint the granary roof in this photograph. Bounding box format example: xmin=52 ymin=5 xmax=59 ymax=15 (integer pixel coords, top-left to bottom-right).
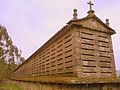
xmin=13 ymin=2 xmax=116 ymax=72
xmin=67 ymin=9 xmax=116 ymax=34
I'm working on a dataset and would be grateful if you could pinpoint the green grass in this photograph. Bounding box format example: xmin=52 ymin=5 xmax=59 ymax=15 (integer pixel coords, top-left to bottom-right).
xmin=0 ymin=82 xmax=22 ymax=90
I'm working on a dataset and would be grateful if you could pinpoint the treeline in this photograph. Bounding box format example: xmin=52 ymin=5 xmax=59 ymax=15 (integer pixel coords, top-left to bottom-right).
xmin=0 ymin=25 xmax=25 ymax=78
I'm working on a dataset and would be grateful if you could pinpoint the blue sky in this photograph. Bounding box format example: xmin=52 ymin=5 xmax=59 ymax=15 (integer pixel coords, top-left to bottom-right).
xmin=0 ymin=0 xmax=120 ymax=70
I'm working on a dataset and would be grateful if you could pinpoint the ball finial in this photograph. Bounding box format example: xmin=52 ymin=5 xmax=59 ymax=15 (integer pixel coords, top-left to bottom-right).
xmin=106 ymin=18 xmax=109 ymax=26
xmin=73 ymin=9 xmax=77 ymax=12
xmin=73 ymin=9 xmax=78 ymax=20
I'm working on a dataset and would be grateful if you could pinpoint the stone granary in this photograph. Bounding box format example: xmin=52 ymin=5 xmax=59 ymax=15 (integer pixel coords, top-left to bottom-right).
xmin=12 ymin=1 xmax=116 ymax=79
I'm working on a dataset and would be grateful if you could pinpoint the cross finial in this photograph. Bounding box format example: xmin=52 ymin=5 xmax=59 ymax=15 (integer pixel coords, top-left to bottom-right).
xmin=87 ymin=1 xmax=94 ymax=11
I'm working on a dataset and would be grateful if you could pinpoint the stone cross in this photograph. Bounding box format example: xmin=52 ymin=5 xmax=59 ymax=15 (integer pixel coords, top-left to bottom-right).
xmin=87 ymin=1 xmax=94 ymax=10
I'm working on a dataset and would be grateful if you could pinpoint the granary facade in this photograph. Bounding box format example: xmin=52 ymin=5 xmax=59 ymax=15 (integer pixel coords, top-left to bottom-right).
xmin=12 ymin=2 xmax=116 ymax=78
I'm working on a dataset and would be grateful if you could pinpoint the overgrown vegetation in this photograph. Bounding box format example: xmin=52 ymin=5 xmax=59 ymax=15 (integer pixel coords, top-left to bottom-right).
xmin=0 ymin=82 xmax=22 ymax=90
xmin=118 ymin=75 xmax=120 ymax=80
xmin=0 ymin=25 xmax=25 ymax=78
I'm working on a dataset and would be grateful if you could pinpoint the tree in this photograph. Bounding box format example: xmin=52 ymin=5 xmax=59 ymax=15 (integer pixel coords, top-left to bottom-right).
xmin=0 ymin=25 xmax=25 ymax=78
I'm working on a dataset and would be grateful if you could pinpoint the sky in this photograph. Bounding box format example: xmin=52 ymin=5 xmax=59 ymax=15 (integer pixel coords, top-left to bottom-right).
xmin=0 ymin=0 xmax=120 ymax=70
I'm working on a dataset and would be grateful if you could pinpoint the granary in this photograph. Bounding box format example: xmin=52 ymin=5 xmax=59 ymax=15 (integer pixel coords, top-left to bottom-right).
xmin=12 ymin=1 xmax=116 ymax=79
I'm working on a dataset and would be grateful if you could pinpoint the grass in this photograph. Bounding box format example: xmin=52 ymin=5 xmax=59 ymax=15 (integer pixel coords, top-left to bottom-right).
xmin=0 ymin=82 xmax=22 ymax=90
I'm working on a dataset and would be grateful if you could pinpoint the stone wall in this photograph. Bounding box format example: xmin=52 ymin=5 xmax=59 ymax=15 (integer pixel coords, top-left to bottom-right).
xmin=12 ymin=28 xmax=76 ymax=77
xmin=74 ymin=27 xmax=116 ymax=78
xmin=11 ymin=80 xmax=120 ymax=90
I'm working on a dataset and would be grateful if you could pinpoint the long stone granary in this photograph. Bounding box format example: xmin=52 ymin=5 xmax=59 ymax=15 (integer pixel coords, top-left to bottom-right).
xmin=12 ymin=2 xmax=116 ymax=79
